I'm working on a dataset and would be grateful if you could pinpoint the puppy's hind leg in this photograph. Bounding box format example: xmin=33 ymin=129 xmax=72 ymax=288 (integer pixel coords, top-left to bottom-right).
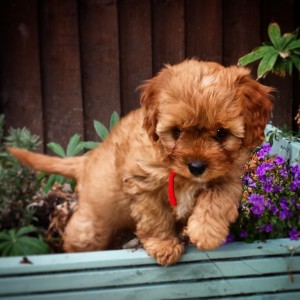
xmin=63 ymin=208 xmax=112 ymax=252
xmin=131 ymin=192 xmax=184 ymax=266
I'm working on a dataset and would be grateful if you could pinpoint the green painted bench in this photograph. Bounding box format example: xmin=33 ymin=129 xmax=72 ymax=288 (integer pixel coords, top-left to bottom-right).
xmin=265 ymin=124 xmax=300 ymax=165
xmin=0 ymin=238 xmax=299 ymax=299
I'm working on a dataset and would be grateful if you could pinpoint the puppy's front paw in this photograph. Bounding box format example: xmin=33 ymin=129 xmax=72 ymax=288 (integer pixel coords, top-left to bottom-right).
xmin=143 ymin=238 xmax=184 ymax=266
xmin=187 ymin=219 xmax=227 ymax=251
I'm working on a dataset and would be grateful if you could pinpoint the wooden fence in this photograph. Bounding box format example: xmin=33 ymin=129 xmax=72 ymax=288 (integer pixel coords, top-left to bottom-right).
xmin=0 ymin=0 xmax=300 ymax=151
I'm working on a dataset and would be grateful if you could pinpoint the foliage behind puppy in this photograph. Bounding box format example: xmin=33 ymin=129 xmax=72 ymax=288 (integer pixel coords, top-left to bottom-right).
xmin=8 ymin=59 xmax=273 ymax=265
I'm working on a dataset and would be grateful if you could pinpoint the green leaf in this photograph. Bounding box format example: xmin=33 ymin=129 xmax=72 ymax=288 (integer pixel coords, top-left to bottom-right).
xmin=16 ymin=225 xmax=37 ymax=238
xmin=36 ymin=172 xmax=47 ymax=181
xmin=110 ymin=111 xmax=120 ymax=131
xmin=0 ymin=240 xmax=12 ymax=251
xmin=43 ymin=170 xmax=68 ymax=193
xmin=273 ymin=59 xmax=288 ymax=77
xmin=70 ymin=179 xmax=76 ymax=191
xmin=47 ymin=142 xmax=66 ymax=157
xmin=1 ymin=242 xmax=13 ymax=256
xmin=72 ymin=142 xmax=88 ymax=155
xmin=17 ymin=237 xmax=49 ymax=254
xmin=54 ymin=174 xmax=65 ymax=184
xmin=80 ymin=141 xmax=100 ymax=150
xmin=7 ymin=229 xmax=16 ymax=240
xmin=93 ymin=120 xmax=109 ymax=141
xmin=286 ymin=60 xmax=293 ymax=76
xmin=268 ymin=23 xmax=282 ymax=50
xmin=280 ymin=33 xmax=297 ymax=50
xmin=238 ymin=46 xmax=276 ymax=66
xmin=0 ymin=228 xmax=48 ymax=256
xmin=285 ymin=39 xmax=300 ymax=51
xmin=66 ymin=134 xmax=81 ymax=157
xmin=0 ymin=232 xmax=10 ymax=242
xmin=44 ymin=173 xmax=61 ymax=192
xmin=257 ymin=52 xmax=278 ymax=79
xmin=4 ymin=127 xmax=40 ymax=151
xmin=290 ymin=53 xmax=300 ymax=72
xmin=10 ymin=243 xmax=26 ymax=256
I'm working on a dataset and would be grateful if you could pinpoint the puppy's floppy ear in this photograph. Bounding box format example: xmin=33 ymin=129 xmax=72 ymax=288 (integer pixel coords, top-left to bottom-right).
xmin=236 ymin=69 xmax=274 ymax=149
xmin=139 ymin=66 xmax=171 ymax=141
xmin=139 ymin=78 xmax=159 ymax=141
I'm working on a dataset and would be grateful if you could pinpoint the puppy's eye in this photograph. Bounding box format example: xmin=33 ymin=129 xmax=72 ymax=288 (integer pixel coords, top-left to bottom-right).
xmin=172 ymin=127 xmax=182 ymax=140
xmin=215 ymin=128 xmax=228 ymax=140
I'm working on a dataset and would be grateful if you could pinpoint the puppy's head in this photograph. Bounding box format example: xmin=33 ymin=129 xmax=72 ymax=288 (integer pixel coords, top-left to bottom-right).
xmin=140 ymin=59 xmax=273 ymax=182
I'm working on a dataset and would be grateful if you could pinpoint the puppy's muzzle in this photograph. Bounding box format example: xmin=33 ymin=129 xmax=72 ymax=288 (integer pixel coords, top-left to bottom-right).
xmin=188 ymin=161 xmax=207 ymax=176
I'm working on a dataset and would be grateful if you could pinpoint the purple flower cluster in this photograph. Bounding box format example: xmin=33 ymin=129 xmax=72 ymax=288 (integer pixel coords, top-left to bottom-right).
xmin=289 ymin=228 xmax=300 ymax=240
xmin=248 ymin=193 xmax=266 ymax=216
xmin=230 ymin=143 xmax=300 ymax=242
xmin=290 ymin=165 xmax=300 ymax=191
xmin=256 ymin=143 xmax=272 ymax=159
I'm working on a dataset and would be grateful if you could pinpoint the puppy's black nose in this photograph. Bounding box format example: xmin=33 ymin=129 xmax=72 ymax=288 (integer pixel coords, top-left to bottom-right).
xmin=188 ymin=161 xmax=207 ymax=176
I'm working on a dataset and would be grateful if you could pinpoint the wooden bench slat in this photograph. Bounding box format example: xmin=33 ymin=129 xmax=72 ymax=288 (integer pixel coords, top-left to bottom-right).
xmin=1 ymin=238 xmax=299 ymax=299
xmin=1 ymin=274 xmax=299 ymax=300
xmin=213 ymin=292 xmax=300 ymax=300
xmin=0 ymin=238 xmax=297 ymax=275
xmin=1 ymin=256 xmax=299 ymax=295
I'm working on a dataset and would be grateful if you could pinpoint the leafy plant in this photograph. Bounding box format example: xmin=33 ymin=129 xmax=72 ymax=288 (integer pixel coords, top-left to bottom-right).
xmin=229 ymin=143 xmax=300 ymax=242
xmin=0 ymin=225 xmax=48 ymax=256
xmin=239 ymin=23 xmax=300 ymax=79
xmin=93 ymin=111 xmax=120 ymax=141
xmin=4 ymin=127 xmax=40 ymax=151
xmin=0 ymin=115 xmax=41 ymax=231
xmin=265 ymin=125 xmax=300 ymax=147
xmin=41 ymin=134 xmax=97 ymax=192
xmin=42 ymin=111 xmax=120 ymax=192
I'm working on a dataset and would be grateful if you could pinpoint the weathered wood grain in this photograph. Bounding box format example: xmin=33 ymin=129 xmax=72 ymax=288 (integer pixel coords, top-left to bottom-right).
xmin=185 ymin=0 xmax=222 ymax=63
xmin=118 ymin=0 xmax=152 ymax=115
xmin=0 ymin=239 xmax=299 ymax=300
xmin=0 ymin=0 xmax=299 ymax=148
xmin=152 ymin=0 xmax=185 ymax=73
xmin=0 ymin=0 xmax=44 ymax=150
xmin=223 ymin=0 xmax=261 ymax=70
xmin=39 ymin=0 xmax=84 ymax=149
xmin=262 ymin=0 xmax=295 ymax=129
xmin=78 ymin=0 xmax=121 ymax=141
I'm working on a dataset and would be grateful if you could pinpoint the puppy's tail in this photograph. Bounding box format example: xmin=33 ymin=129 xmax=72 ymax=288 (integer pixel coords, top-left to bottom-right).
xmin=7 ymin=147 xmax=84 ymax=180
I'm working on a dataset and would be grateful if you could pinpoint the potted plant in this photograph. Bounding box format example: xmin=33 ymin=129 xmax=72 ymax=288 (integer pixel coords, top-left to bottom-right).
xmin=239 ymin=22 xmax=300 ymax=166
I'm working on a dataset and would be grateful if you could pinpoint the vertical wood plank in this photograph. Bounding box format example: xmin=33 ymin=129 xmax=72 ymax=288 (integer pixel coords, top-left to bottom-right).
xmin=39 ymin=0 xmax=84 ymax=149
xmin=293 ymin=0 xmax=300 ymax=131
xmin=262 ymin=0 xmax=295 ymax=128
xmin=78 ymin=0 xmax=120 ymax=141
xmin=185 ymin=0 xmax=222 ymax=63
xmin=0 ymin=0 xmax=44 ymax=151
xmin=0 ymin=1 xmax=298 ymax=140
xmin=223 ymin=0 xmax=261 ymax=68
xmin=118 ymin=0 xmax=152 ymax=115
xmin=152 ymin=0 xmax=185 ymax=73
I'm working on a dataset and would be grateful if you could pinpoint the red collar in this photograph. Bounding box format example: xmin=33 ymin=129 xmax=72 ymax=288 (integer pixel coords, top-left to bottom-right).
xmin=168 ymin=171 xmax=177 ymax=206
